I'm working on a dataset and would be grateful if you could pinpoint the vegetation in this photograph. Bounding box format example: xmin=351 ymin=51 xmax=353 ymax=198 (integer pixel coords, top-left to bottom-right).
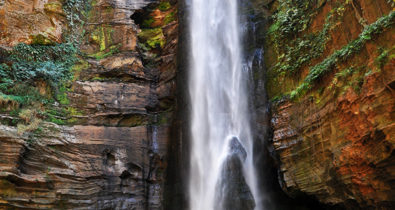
xmin=136 ymin=1 xmax=176 ymax=51
xmin=63 ymin=0 xmax=92 ymax=41
xmin=138 ymin=28 xmax=166 ymax=49
xmin=268 ymin=0 xmax=312 ymax=39
xmin=17 ymin=108 xmax=42 ymax=135
xmin=158 ymin=2 xmax=171 ymax=11
xmin=290 ymin=11 xmax=395 ymax=99
xmin=0 ymin=0 xmax=92 ymax=131
xmin=375 ymin=47 xmax=393 ymax=69
xmin=88 ymin=25 xmax=119 ymax=60
xmin=164 ymin=11 xmax=176 ymax=25
xmin=267 ymin=1 xmax=352 ymax=75
xmin=0 ymin=43 xmax=77 ymax=107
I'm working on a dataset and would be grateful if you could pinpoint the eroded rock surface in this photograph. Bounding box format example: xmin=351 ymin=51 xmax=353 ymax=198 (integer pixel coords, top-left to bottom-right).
xmin=0 ymin=0 xmax=65 ymax=46
xmin=0 ymin=0 xmax=178 ymax=209
xmin=265 ymin=0 xmax=395 ymax=208
xmin=0 ymin=124 xmax=169 ymax=209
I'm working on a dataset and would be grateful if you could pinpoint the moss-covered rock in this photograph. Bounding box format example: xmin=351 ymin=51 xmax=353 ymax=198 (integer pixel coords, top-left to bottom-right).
xmin=138 ymin=28 xmax=166 ymax=49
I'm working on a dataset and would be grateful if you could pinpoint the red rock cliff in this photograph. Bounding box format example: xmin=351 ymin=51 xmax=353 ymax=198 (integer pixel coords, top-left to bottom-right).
xmin=264 ymin=0 xmax=394 ymax=208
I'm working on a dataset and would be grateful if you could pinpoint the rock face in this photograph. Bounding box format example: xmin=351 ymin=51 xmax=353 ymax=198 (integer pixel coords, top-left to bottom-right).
xmin=215 ymin=137 xmax=255 ymax=210
xmin=0 ymin=0 xmax=65 ymax=46
xmin=0 ymin=124 xmax=169 ymax=209
xmin=0 ymin=0 xmax=178 ymax=209
xmin=1 ymin=0 xmax=394 ymax=209
xmin=265 ymin=0 xmax=395 ymax=208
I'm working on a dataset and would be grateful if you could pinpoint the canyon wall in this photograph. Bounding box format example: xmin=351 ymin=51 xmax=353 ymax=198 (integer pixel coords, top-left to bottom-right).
xmin=0 ymin=0 xmax=178 ymax=209
xmin=264 ymin=0 xmax=394 ymax=209
xmin=1 ymin=0 xmax=394 ymax=209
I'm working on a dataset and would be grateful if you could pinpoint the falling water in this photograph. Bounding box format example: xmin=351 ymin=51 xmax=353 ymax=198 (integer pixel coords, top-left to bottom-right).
xmin=189 ymin=0 xmax=261 ymax=209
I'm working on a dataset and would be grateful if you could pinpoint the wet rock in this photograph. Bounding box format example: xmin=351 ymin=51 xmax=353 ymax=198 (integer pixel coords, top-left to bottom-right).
xmin=215 ymin=137 xmax=256 ymax=210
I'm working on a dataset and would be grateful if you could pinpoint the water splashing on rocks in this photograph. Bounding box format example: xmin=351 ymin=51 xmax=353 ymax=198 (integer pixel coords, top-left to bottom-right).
xmin=188 ymin=0 xmax=261 ymax=209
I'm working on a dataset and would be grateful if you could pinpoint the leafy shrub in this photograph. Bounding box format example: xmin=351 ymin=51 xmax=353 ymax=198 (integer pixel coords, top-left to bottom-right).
xmin=0 ymin=0 xmax=90 ymax=128
xmin=0 ymin=43 xmax=77 ymax=105
xmin=269 ymin=0 xmax=312 ymax=39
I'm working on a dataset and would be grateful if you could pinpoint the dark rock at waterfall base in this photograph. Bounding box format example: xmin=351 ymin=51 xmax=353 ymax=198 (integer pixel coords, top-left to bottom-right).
xmin=229 ymin=136 xmax=247 ymax=161
xmin=215 ymin=137 xmax=255 ymax=210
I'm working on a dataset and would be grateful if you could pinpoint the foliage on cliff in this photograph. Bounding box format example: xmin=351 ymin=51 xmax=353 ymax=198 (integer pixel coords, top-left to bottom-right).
xmin=0 ymin=0 xmax=90 ymax=130
xmin=291 ymin=11 xmax=395 ymax=98
xmin=135 ymin=1 xmax=177 ymax=53
xmin=266 ymin=0 xmax=395 ymax=101
xmin=267 ymin=1 xmax=395 ymax=208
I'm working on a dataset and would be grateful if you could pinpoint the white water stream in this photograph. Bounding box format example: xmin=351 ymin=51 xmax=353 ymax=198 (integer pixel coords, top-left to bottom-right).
xmin=188 ymin=0 xmax=261 ymax=209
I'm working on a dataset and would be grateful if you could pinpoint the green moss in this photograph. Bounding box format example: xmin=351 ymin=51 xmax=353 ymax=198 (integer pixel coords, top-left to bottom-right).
xmin=44 ymin=2 xmax=63 ymax=13
xmin=270 ymin=94 xmax=288 ymax=103
xmin=56 ymin=85 xmax=70 ymax=105
xmin=48 ymin=116 xmax=65 ymax=125
xmin=88 ymin=25 xmax=119 ymax=59
xmin=44 ymin=109 xmax=67 ymax=125
xmin=138 ymin=28 xmax=165 ymax=49
xmin=164 ymin=11 xmax=176 ymax=25
xmin=0 ymin=83 xmax=48 ymax=107
xmin=158 ymin=2 xmax=171 ymax=11
xmin=91 ymin=76 xmax=106 ymax=81
xmin=43 ymin=106 xmax=85 ymax=125
xmin=266 ymin=2 xmax=360 ymax=100
xmin=66 ymin=107 xmax=84 ymax=124
xmin=31 ymin=34 xmax=56 ymax=45
xmin=91 ymin=26 xmax=114 ymax=52
xmin=88 ymin=44 xmax=120 ymax=60
xmin=72 ymin=59 xmax=90 ymax=81
xmin=0 ymin=0 xmax=90 ymax=126
xmin=326 ymin=66 xmax=367 ymax=96
xmin=142 ymin=17 xmax=155 ymax=28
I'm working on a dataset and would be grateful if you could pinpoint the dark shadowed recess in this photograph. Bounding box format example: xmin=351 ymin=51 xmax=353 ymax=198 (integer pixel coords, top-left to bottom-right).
xmin=163 ymin=0 xmax=191 ymax=209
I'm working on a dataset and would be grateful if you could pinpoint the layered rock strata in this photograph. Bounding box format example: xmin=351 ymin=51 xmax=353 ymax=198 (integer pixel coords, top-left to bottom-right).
xmin=0 ymin=0 xmax=178 ymax=209
xmin=265 ymin=0 xmax=395 ymax=208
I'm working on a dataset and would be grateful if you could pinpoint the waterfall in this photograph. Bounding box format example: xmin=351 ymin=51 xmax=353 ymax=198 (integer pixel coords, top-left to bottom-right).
xmin=188 ymin=0 xmax=261 ymax=209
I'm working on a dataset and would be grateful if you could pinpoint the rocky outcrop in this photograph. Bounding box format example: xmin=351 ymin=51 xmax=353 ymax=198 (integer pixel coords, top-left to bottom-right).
xmin=215 ymin=137 xmax=255 ymax=210
xmin=0 ymin=0 xmax=65 ymax=46
xmin=265 ymin=0 xmax=395 ymax=208
xmin=0 ymin=123 xmax=169 ymax=209
xmin=0 ymin=0 xmax=178 ymax=209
